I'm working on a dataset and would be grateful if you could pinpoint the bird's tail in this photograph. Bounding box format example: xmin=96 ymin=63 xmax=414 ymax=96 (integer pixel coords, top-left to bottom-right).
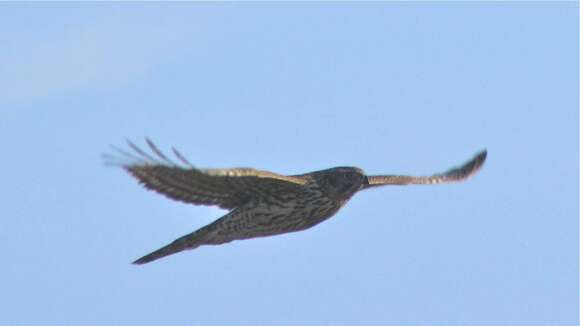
xmin=132 ymin=229 xmax=207 ymax=265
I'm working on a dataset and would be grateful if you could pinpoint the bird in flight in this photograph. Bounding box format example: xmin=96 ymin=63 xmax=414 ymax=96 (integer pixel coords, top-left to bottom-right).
xmin=104 ymin=139 xmax=487 ymax=265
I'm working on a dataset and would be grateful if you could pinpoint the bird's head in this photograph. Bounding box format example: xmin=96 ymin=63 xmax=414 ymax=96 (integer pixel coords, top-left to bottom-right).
xmin=315 ymin=167 xmax=367 ymax=201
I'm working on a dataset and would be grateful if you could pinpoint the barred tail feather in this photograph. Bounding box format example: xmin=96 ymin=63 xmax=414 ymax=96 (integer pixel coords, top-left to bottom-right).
xmin=132 ymin=230 xmax=206 ymax=265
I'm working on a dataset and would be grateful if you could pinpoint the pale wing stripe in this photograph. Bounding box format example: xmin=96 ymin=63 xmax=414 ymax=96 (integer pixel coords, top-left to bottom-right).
xmin=365 ymin=150 xmax=487 ymax=187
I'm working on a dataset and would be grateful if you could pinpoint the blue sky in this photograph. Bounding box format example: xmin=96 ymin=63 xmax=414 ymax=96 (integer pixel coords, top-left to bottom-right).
xmin=1 ymin=3 xmax=577 ymax=325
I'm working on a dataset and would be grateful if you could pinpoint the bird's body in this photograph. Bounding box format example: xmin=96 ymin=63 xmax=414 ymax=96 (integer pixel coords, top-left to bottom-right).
xmin=105 ymin=140 xmax=487 ymax=265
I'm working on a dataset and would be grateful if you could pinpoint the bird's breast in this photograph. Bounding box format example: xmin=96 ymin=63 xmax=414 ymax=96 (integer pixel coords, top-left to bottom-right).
xmin=241 ymin=183 xmax=344 ymax=233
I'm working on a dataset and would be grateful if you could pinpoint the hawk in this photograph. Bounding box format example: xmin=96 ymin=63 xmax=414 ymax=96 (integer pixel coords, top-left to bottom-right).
xmin=104 ymin=139 xmax=487 ymax=265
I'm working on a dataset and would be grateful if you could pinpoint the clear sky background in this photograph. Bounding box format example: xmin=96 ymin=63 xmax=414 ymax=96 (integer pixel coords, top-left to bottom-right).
xmin=1 ymin=3 xmax=577 ymax=326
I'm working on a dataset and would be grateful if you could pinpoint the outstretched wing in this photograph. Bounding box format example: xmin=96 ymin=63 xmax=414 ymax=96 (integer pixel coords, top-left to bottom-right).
xmin=363 ymin=150 xmax=487 ymax=189
xmin=103 ymin=139 xmax=307 ymax=210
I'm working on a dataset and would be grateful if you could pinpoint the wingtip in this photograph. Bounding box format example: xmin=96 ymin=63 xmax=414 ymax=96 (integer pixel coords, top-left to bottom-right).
xmin=473 ymin=149 xmax=488 ymax=168
xmin=458 ymin=148 xmax=487 ymax=180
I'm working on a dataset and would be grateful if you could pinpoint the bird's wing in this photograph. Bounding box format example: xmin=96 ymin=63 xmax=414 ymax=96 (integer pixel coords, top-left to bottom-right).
xmin=103 ymin=139 xmax=307 ymax=210
xmin=362 ymin=150 xmax=487 ymax=189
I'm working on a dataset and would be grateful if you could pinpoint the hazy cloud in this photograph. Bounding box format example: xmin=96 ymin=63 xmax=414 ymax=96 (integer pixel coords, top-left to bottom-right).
xmin=0 ymin=14 xmax=200 ymax=106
